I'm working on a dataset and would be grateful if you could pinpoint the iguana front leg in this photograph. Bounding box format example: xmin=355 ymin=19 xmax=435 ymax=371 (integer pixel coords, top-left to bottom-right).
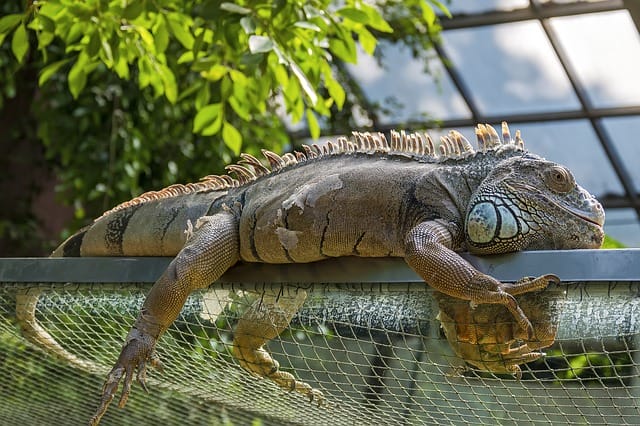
xmin=404 ymin=220 xmax=554 ymax=338
xmin=232 ymin=289 xmax=324 ymax=404
xmin=90 ymin=212 xmax=240 ymax=426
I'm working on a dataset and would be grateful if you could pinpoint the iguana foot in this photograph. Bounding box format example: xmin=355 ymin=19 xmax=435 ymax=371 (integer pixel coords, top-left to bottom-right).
xmin=467 ymin=273 xmax=558 ymax=339
xmin=233 ymin=344 xmax=326 ymax=406
xmin=436 ymin=289 xmax=560 ymax=375
xmin=89 ymin=328 xmax=161 ymax=426
xmin=232 ymin=289 xmax=325 ymax=406
xmin=504 ymin=274 xmax=560 ymax=296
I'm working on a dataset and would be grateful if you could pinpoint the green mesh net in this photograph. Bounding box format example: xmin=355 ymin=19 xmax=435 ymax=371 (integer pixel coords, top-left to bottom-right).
xmin=1 ymin=267 xmax=639 ymax=425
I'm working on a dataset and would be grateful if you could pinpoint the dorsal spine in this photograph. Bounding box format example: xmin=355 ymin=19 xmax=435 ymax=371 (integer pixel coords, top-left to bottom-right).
xmin=100 ymin=122 xmax=525 ymax=219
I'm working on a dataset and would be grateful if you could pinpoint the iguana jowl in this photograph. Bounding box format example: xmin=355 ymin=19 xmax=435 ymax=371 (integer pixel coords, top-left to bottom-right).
xmin=47 ymin=122 xmax=603 ymax=424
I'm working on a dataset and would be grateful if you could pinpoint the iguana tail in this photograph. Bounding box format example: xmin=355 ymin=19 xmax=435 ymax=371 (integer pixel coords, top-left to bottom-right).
xmin=15 ymin=238 xmax=98 ymax=372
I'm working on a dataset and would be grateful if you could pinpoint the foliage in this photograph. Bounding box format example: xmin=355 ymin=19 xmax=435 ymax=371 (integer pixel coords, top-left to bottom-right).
xmin=0 ymin=0 xmax=447 ymax=236
xmin=602 ymin=234 xmax=626 ymax=249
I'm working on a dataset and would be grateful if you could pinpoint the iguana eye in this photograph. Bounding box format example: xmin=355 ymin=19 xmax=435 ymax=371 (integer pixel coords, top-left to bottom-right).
xmin=545 ymin=166 xmax=574 ymax=193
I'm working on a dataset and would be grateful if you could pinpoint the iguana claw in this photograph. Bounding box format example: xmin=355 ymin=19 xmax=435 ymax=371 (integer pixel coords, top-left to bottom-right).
xmin=89 ymin=329 xmax=160 ymax=426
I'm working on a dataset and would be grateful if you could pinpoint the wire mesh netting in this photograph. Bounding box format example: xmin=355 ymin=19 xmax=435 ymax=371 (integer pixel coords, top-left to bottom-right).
xmin=1 ymin=278 xmax=639 ymax=425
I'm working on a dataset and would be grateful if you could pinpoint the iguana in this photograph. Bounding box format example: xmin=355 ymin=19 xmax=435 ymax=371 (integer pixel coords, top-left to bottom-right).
xmin=25 ymin=122 xmax=604 ymax=425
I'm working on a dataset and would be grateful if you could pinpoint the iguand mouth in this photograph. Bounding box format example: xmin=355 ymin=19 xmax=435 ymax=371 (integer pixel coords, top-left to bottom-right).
xmin=507 ymin=182 xmax=605 ymax=228
xmin=556 ymin=202 xmax=605 ymax=228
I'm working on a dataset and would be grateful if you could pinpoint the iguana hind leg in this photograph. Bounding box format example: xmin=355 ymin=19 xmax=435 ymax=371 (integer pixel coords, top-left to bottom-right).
xmin=233 ymin=288 xmax=324 ymax=405
xmin=91 ymin=212 xmax=240 ymax=425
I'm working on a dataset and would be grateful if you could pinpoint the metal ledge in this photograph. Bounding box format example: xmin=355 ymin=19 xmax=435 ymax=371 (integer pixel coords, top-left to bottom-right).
xmin=0 ymin=249 xmax=638 ymax=284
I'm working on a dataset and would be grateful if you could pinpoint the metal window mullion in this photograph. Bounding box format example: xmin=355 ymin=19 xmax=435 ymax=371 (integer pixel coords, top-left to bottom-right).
xmin=432 ymin=42 xmax=483 ymax=123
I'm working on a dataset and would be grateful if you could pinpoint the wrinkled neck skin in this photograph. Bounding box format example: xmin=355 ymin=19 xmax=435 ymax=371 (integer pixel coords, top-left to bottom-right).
xmin=410 ymin=157 xmax=498 ymax=251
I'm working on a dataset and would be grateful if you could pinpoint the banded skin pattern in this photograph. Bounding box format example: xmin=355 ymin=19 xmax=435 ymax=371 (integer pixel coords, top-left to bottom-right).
xmin=26 ymin=122 xmax=604 ymax=424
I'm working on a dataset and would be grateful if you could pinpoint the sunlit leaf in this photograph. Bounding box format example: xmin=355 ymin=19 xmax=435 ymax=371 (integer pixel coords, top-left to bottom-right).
xmin=166 ymin=15 xmax=194 ymax=49
xmin=338 ymin=8 xmax=369 ymax=24
xmin=38 ymin=58 xmax=72 ymax=86
xmin=306 ymin=109 xmax=320 ymax=139
xmin=201 ymin=64 xmax=228 ymax=81
xmin=193 ymin=103 xmax=221 ymax=133
xmin=324 ymin=74 xmax=345 ymax=110
xmin=0 ymin=14 xmax=22 ymax=35
xmin=290 ymin=61 xmax=318 ymax=105
xmin=249 ymin=35 xmax=274 ymax=53
xmin=220 ymin=3 xmax=251 ymax=15
xmin=222 ymin=121 xmax=242 ymax=154
xmin=68 ymin=56 xmax=88 ymax=98
xmin=11 ymin=24 xmax=28 ymax=63
xmin=123 ymin=1 xmax=145 ymax=20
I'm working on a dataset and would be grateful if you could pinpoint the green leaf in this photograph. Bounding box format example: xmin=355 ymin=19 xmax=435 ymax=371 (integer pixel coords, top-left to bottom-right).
xmin=360 ymin=4 xmax=393 ymax=33
xmin=38 ymin=58 xmax=71 ymax=86
xmin=195 ymin=83 xmax=211 ymax=110
xmin=86 ymin=31 xmax=100 ymax=57
xmin=114 ymin=54 xmax=130 ymax=79
xmin=306 ymin=109 xmax=320 ymax=139
xmin=248 ymin=35 xmax=274 ymax=53
xmin=290 ymin=61 xmax=318 ymax=105
xmin=68 ymin=56 xmax=88 ymax=98
xmin=0 ymin=14 xmax=22 ymax=35
xmin=159 ymin=64 xmax=177 ymax=103
xmin=325 ymin=75 xmax=345 ymax=110
xmin=166 ymin=15 xmax=194 ymax=49
xmin=220 ymin=3 xmax=251 ymax=15
xmin=338 ymin=8 xmax=369 ymax=24
xmin=154 ymin=18 xmax=169 ymax=53
xmin=193 ymin=103 xmax=221 ymax=133
xmin=329 ymin=37 xmax=356 ymax=63
xmin=134 ymin=25 xmax=155 ymax=49
xmin=358 ymin=27 xmax=377 ymax=55
xmin=228 ymin=96 xmax=251 ymax=121
xmin=37 ymin=31 xmax=55 ymax=50
xmin=430 ymin=0 xmax=452 ymax=18
xmin=422 ymin=3 xmax=437 ymax=27
xmin=202 ymin=114 xmax=223 ymax=136
xmin=240 ymin=17 xmax=256 ymax=34
xmin=201 ymin=64 xmax=228 ymax=81
xmin=294 ymin=21 xmax=321 ymax=32
xmin=222 ymin=121 xmax=242 ymax=154
xmin=123 ymin=1 xmax=145 ymax=20
xmin=11 ymin=24 xmax=29 ymax=63
xmin=101 ymin=38 xmax=114 ymax=66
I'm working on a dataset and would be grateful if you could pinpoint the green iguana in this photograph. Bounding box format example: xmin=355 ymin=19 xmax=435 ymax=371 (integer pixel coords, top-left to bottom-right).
xmin=34 ymin=122 xmax=604 ymax=424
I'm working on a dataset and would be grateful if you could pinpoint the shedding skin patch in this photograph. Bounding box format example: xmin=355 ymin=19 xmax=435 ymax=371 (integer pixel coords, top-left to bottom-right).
xmin=275 ymin=227 xmax=300 ymax=250
xmin=282 ymin=174 xmax=344 ymax=212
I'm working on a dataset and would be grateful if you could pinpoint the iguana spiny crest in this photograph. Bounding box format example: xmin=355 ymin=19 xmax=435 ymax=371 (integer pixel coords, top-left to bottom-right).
xmin=101 ymin=122 xmax=526 ymax=219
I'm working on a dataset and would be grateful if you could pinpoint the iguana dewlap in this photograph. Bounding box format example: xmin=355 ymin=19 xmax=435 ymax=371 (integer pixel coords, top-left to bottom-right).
xmin=45 ymin=123 xmax=603 ymax=424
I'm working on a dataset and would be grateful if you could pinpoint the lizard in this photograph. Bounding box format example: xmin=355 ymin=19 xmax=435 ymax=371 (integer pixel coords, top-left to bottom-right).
xmin=23 ymin=122 xmax=604 ymax=425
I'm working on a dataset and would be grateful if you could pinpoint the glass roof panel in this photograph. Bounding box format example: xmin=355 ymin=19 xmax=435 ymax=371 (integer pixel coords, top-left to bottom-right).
xmin=442 ymin=0 xmax=529 ymax=14
xmin=347 ymin=43 xmax=471 ymax=124
xmin=450 ymin=120 xmax=622 ymax=196
xmin=537 ymin=0 xmax=611 ymax=4
xmin=508 ymin=120 xmax=623 ymax=196
xmin=601 ymin=116 xmax=640 ymax=193
xmin=441 ymin=21 xmax=581 ymax=115
xmin=549 ymin=10 xmax=640 ymax=108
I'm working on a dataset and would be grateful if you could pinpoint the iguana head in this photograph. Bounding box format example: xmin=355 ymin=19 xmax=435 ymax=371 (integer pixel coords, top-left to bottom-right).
xmin=465 ymin=153 xmax=605 ymax=254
